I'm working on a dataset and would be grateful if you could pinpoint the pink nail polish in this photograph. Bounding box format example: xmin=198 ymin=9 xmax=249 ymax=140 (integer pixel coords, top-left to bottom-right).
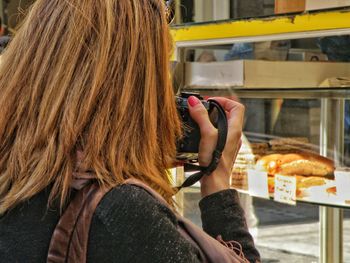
xmin=188 ymin=96 xmax=200 ymax=107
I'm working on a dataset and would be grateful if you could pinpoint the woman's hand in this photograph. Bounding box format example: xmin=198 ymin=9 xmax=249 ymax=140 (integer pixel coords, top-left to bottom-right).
xmin=187 ymin=96 xmax=244 ymax=198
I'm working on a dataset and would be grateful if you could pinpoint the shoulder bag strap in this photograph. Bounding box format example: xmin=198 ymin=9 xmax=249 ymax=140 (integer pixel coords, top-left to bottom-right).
xmin=47 ymin=183 xmax=110 ymax=263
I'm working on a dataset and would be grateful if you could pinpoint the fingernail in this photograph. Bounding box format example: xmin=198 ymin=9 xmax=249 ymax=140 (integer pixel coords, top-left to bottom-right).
xmin=188 ymin=96 xmax=200 ymax=107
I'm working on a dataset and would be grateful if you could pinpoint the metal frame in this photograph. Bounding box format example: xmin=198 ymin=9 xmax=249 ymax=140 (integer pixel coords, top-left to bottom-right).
xmin=181 ymin=88 xmax=350 ymax=100
xmin=319 ymin=99 xmax=345 ymax=263
xmin=174 ymin=28 xmax=350 ymax=49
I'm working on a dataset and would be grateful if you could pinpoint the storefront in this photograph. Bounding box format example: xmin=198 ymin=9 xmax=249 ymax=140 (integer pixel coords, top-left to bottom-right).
xmin=171 ymin=1 xmax=350 ymax=262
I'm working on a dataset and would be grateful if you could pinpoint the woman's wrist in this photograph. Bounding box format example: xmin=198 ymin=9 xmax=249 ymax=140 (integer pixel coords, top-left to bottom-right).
xmin=200 ymin=171 xmax=231 ymax=198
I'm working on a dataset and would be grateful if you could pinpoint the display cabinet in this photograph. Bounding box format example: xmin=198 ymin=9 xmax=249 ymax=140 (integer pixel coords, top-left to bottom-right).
xmin=171 ymin=9 xmax=350 ymax=263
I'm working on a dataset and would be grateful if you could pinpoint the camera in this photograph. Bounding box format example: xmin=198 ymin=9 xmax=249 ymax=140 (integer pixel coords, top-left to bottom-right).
xmin=175 ymin=92 xmax=228 ymax=189
xmin=176 ymin=92 xmax=211 ymax=162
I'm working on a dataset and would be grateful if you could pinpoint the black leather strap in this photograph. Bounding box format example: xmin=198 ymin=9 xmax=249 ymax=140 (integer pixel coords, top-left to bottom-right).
xmin=175 ymin=100 xmax=228 ymax=191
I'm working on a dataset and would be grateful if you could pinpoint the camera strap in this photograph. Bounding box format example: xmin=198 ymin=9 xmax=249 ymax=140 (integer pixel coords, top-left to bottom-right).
xmin=175 ymin=100 xmax=228 ymax=192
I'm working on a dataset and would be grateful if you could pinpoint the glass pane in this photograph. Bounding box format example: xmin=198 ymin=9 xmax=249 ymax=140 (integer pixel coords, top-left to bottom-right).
xmin=177 ymin=33 xmax=350 ymax=261
xmin=179 ymin=36 xmax=350 ymax=89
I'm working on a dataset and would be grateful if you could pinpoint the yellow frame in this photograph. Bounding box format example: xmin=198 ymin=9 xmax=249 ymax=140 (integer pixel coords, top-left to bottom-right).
xmin=171 ymin=10 xmax=350 ymax=42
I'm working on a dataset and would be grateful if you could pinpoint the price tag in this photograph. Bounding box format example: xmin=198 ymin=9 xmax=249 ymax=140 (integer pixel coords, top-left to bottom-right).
xmin=274 ymin=174 xmax=297 ymax=205
xmin=247 ymin=169 xmax=269 ymax=199
xmin=335 ymin=170 xmax=350 ymax=200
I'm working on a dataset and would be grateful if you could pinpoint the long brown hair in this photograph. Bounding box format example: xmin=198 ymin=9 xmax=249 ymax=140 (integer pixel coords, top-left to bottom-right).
xmin=0 ymin=0 xmax=181 ymax=214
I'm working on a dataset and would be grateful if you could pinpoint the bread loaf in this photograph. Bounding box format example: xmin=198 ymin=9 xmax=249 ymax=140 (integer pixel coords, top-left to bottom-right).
xmin=256 ymin=152 xmax=334 ymax=177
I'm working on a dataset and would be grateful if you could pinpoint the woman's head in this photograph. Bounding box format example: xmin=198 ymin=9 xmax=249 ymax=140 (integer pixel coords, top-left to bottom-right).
xmin=0 ymin=0 xmax=181 ymax=214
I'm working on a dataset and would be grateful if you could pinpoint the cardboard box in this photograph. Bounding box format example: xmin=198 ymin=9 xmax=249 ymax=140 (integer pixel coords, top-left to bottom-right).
xmin=185 ymin=60 xmax=350 ymax=89
xmin=306 ymin=0 xmax=350 ymax=11
xmin=275 ymin=0 xmax=305 ymax=14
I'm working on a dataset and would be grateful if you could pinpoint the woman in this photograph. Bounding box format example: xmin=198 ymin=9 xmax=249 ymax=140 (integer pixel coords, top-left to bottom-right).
xmin=0 ymin=0 xmax=260 ymax=262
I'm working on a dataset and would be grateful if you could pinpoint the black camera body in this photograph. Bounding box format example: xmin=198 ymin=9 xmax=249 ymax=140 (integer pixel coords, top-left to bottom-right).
xmin=176 ymin=92 xmax=210 ymax=162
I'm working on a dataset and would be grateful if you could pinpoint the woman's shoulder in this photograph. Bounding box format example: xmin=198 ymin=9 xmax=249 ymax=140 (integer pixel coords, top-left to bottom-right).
xmin=94 ymin=183 xmax=177 ymax=229
xmin=88 ymin=184 xmax=200 ymax=263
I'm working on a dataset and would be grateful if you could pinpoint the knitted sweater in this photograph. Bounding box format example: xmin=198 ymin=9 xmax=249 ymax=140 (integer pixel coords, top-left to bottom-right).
xmin=0 ymin=184 xmax=260 ymax=263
